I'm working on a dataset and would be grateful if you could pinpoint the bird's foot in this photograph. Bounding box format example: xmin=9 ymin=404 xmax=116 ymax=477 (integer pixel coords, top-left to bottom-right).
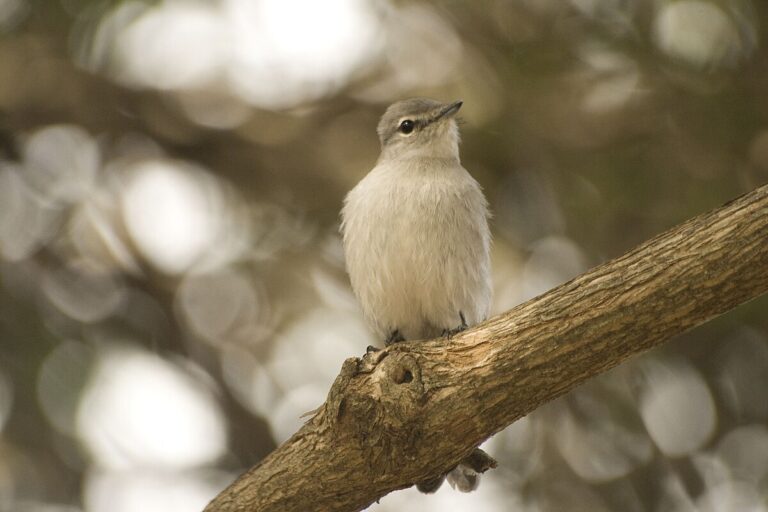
xmin=417 ymin=448 xmax=496 ymax=494
xmin=384 ymin=329 xmax=405 ymax=346
xmin=446 ymin=448 xmax=498 ymax=493
xmin=442 ymin=311 xmax=468 ymax=338
xmin=416 ymin=475 xmax=445 ymax=494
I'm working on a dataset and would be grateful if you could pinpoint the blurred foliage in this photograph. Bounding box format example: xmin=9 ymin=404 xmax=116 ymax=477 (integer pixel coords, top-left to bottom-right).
xmin=0 ymin=0 xmax=767 ymax=511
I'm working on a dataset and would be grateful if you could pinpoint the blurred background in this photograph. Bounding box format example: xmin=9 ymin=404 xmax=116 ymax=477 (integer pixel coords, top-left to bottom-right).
xmin=0 ymin=0 xmax=767 ymax=511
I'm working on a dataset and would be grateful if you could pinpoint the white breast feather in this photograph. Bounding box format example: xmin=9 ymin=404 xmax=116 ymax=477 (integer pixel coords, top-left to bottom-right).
xmin=341 ymin=158 xmax=491 ymax=341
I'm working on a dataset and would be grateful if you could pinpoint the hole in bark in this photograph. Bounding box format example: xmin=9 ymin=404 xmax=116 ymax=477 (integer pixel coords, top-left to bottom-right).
xmin=394 ymin=368 xmax=413 ymax=384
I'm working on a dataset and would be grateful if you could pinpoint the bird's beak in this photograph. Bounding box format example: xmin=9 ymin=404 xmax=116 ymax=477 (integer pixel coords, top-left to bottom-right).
xmin=433 ymin=100 xmax=463 ymax=122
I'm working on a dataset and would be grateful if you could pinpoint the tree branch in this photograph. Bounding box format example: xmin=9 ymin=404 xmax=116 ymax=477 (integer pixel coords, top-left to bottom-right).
xmin=205 ymin=184 xmax=768 ymax=512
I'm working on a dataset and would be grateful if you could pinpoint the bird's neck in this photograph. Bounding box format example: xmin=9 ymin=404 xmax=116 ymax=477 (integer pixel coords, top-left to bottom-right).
xmin=379 ymin=145 xmax=460 ymax=166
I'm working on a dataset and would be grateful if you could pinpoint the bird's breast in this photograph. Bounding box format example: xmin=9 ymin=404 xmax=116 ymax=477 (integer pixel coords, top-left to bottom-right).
xmin=349 ymin=165 xmax=481 ymax=282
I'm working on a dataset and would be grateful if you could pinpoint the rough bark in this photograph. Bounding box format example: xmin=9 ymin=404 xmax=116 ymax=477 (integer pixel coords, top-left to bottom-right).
xmin=205 ymin=184 xmax=768 ymax=512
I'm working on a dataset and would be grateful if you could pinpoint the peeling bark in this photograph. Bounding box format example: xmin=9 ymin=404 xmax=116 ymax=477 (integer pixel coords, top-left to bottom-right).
xmin=205 ymin=184 xmax=768 ymax=512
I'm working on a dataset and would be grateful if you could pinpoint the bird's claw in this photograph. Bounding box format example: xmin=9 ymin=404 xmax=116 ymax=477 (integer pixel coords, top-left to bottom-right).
xmin=385 ymin=329 xmax=405 ymax=346
xmin=442 ymin=311 xmax=468 ymax=338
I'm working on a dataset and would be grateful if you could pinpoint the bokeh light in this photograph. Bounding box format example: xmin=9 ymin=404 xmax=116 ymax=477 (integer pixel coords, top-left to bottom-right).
xmin=0 ymin=0 xmax=27 ymax=31
xmin=639 ymin=359 xmax=716 ymax=457
xmin=114 ymin=2 xmax=227 ymax=91
xmin=0 ymin=163 xmax=60 ymax=261
xmin=120 ymin=159 xmax=248 ymax=275
xmin=716 ymin=425 xmax=768 ymax=485
xmin=22 ymin=125 xmax=100 ymax=204
xmin=552 ymin=380 xmax=653 ymax=482
xmin=226 ymin=0 xmax=385 ymax=108
xmin=42 ymin=260 xmax=126 ymax=323
xmin=653 ymin=1 xmax=756 ymax=69
xmin=176 ymin=269 xmax=272 ymax=346
xmin=83 ymin=468 xmax=229 ymax=512
xmin=76 ymin=345 xmax=226 ymax=470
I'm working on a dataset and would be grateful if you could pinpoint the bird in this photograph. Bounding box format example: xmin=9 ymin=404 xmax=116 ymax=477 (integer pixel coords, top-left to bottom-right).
xmin=340 ymin=98 xmax=492 ymax=493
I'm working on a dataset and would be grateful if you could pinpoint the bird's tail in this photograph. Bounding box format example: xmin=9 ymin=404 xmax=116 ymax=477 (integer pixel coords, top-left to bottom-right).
xmin=447 ymin=463 xmax=480 ymax=492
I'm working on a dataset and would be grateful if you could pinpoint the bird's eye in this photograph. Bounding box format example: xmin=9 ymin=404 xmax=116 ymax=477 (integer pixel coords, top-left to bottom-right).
xmin=398 ymin=119 xmax=415 ymax=135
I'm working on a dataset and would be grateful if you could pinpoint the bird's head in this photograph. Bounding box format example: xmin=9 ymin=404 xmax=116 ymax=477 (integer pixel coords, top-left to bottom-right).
xmin=376 ymin=98 xmax=463 ymax=161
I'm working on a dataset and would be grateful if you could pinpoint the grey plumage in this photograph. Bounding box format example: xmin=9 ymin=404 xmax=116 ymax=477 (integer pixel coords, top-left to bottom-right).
xmin=340 ymin=98 xmax=492 ymax=492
